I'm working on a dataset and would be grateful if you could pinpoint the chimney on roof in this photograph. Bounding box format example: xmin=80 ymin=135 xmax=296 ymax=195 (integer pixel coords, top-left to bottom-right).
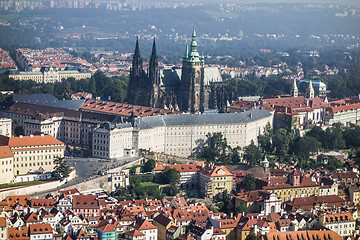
xmin=19 ymin=135 xmax=23 ymax=138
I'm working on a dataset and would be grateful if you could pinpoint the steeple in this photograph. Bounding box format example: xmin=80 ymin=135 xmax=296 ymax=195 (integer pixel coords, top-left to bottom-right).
xmin=149 ymin=38 xmax=159 ymax=85
xmin=131 ymin=36 xmax=143 ymax=79
xmin=150 ymin=38 xmax=157 ymax=60
xmin=306 ymin=80 xmax=315 ymax=98
xmin=291 ymin=79 xmax=298 ymax=97
xmin=183 ymin=24 xmax=203 ymax=63
xmin=134 ymin=36 xmax=140 ymax=55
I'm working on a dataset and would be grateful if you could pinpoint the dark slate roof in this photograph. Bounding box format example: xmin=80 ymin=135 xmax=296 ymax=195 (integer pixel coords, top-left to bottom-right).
xmin=13 ymin=94 xmax=85 ymax=110
xmin=135 ymin=108 xmax=271 ymax=130
xmin=160 ymin=67 xmax=223 ymax=87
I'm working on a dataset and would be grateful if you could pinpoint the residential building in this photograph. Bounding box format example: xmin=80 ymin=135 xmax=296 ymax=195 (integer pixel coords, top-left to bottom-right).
xmin=319 ymin=212 xmax=355 ymax=237
xmin=257 ymin=170 xmax=320 ymax=202
xmin=152 ymin=213 xmax=176 ymax=240
xmin=72 ymin=195 xmax=100 ymax=217
xmin=263 ymin=230 xmax=342 ymax=240
xmin=109 ymin=169 xmax=130 ymax=192
xmin=0 ymin=118 xmax=11 ymax=137
xmin=199 ymin=164 xmax=233 ymax=200
xmin=0 ymin=146 xmax=14 ymax=184
xmin=133 ymin=218 xmax=158 ymax=240
xmin=29 ymin=223 xmax=53 ymax=240
xmin=0 ymin=217 xmax=6 ymax=240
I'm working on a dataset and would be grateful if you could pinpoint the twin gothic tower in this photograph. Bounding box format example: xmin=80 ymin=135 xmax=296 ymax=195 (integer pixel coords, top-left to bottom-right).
xmin=128 ymin=26 xmax=224 ymax=113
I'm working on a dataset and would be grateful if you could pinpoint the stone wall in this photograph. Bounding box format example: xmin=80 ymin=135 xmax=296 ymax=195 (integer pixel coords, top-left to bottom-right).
xmin=0 ymin=169 xmax=77 ymax=200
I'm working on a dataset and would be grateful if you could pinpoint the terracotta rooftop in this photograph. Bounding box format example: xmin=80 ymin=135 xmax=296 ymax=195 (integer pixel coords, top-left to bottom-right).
xmin=73 ymin=195 xmax=99 ymax=209
xmin=199 ymin=164 xmax=233 ymax=177
xmin=0 ymin=145 xmax=13 ymax=158
xmin=264 ymin=230 xmax=342 ymax=240
xmin=81 ymin=99 xmax=182 ymax=117
xmin=29 ymin=223 xmax=52 ymax=234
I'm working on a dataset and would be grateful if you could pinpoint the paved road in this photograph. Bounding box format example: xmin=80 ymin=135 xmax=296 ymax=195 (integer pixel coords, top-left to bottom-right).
xmin=31 ymin=156 xmax=141 ymax=197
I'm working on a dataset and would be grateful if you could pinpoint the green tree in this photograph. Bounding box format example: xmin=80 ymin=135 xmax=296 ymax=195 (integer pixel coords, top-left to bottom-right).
xmin=162 ymin=167 xmax=180 ymax=185
xmin=51 ymin=157 xmax=70 ymax=181
xmin=327 ymin=156 xmax=341 ymax=171
xmin=272 ymin=129 xmax=290 ymax=159
xmin=243 ymin=141 xmax=262 ymax=166
xmin=257 ymin=122 xmax=273 ymax=153
xmin=167 ymin=184 xmax=179 ymax=196
xmin=245 ymin=232 xmax=262 ymax=240
xmin=202 ymin=132 xmax=229 ymax=162
xmin=293 ymin=136 xmax=321 ymax=159
xmin=236 ymin=173 xmax=256 ymax=191
xmin=12 ymin=118 xmax=24 ymax=137
xmin=143 ymin=159 xmax=156 ymax=172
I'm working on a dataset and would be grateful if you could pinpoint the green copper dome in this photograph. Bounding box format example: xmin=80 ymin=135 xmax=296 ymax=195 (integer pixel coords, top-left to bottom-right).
xmin=183 ymin=24 xmax=204 ymax=63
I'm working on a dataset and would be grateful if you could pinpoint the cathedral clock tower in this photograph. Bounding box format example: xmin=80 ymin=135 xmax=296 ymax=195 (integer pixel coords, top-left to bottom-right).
xmin=179 ymin=25 xmax=205 ymax=113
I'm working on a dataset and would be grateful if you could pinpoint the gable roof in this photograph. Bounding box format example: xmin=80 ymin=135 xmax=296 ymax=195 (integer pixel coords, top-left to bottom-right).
xmin=134 ymin=218 xmax=157 ymax=231
xmin=7 ymin=135 xmax=64 ymax=148
xmin=73 ymin=195 xmax=99 ymax=209
xmin=29 ymin=223 xmax=52 ymax=234
xmin=153 ymin=213 xmax=173 ymax=227
xmin=0 ymin=145 xmax=13 ymax=158
xmin=199 ymin=164 xmax=233 ymax=177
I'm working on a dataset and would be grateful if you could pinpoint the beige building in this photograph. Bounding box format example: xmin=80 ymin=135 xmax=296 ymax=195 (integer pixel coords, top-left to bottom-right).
xmin=92 ymin=108 xmax=273 ymax=159
xmin=0 ymin=134 xmax=65 ymax=176
xmin=0 ymin=118 xmax=11 ymax=137
xmin=0 ymin=146 xmax=14 ymax=184
xmin=199 ymin=163 xmax=233 ymax=200
xmin=8 ymin=67 xmax=91 ymax=83
xmin=319 ymin=212 xmax=355 ymax=237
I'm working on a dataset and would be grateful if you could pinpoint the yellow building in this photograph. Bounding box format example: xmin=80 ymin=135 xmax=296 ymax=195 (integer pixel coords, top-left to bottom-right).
xmin=210 ymin=214 xmax=241 ymax=240
xmin=199 ymin=163 xmax=233 ymax=200
xmin=260 ymin=170 xmax=320 ymax=202
xmin=8 ymin=67 xmax=91 ymax=83
xmin=0 ymin=134 xmax=65 ymax=176
xmin=152 ymin=213 xmax=176 ymax=240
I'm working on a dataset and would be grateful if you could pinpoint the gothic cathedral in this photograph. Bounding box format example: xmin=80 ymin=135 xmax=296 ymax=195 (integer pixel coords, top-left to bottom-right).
xmin=127 ymin=26 xmax=227 ymax=113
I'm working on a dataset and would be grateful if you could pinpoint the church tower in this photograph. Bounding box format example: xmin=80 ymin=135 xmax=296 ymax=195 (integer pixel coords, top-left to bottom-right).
xmin=306 ymin=80 xmax=315 ymax=98
xmin=149 ymin=38 xmax=161 ymax=108
xmin=128 ymin=37 xmax=151 ymax=106
xmin=179 ymin=25 xmax=205 ymax=113
xmin=291 ymin=79 xmax=298 ymax=97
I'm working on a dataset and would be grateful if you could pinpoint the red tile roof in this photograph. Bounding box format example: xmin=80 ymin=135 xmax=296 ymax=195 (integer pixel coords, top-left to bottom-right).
xmin=8 ymin=134 xmax=64 ymax=148
xmin=8 ymin=226 xmax=30 ymax=240
xmin=0 ymin=145 xmax=13 ymax=158
xmin=264 ymin=230 xmax=342 ymax=240
xmin=81 ymin=99 xmax=182 ymax=117
xmin=153 ymin=163 xmax=200 ymax=173
xmin=73 ymin=195 xmax=100 ymax=209
xmin=29 ymin=223 xmax=52 ymax=234
xmin=199 ymin=164 xmax=233 ymax=177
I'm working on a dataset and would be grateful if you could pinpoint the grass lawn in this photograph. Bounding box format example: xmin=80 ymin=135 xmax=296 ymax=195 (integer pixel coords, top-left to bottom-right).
xmin=140 ymin=182 xmax=160 ymax=188
xmin=0 ymin=180 xmax=49 ymax=190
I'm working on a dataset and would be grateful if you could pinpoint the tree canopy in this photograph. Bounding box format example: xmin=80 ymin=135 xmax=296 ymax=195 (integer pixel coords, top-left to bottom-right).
xmin=51 ymin=157 xmax=70 ymax=181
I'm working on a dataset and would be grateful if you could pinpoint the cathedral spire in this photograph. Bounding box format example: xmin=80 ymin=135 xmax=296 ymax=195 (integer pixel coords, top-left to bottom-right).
xmin=151 ymin=38 xmax=157 ymax=60
xmin=183 ymin=24 xmax=202 ymax=63
xmin=291 ymin=79 xmax=298 ymax=97
xmin=131 ymin=37 xmax=143 ymax=83
xmin=134 ymin=36 xmax=140 ymax=56
xmin=149 ymin=37 xmax=159 ymax=85
xmin=306 ymin=80 xmax=315 ymax=98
